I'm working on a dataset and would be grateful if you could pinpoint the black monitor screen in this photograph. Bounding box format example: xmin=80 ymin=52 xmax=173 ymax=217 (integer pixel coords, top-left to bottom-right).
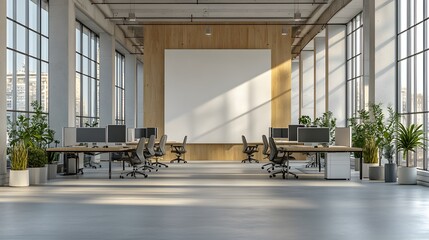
xmin=76 ymin=128 xmax=106 ymax=143
xmin=297 ymin=127 xmax=330 ymax=144
xmin=107 ymin=125 xmax=126 ymax=143
xmin=135 ymin=128 xmax=146 ymax=139
xmin=288 ymin=124 xmax=305 ymax=141
xmin=146 ymin=127 xmax=158 ymax=139
xmin=269 ymin=128 xmax=288 ymax=138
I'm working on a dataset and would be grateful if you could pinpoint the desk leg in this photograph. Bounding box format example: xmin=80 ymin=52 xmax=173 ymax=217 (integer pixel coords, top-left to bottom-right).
xmin=318 ymin=153 xmax=321 ymax=172
xmin=109 ymin=152 xmax=112 ymax=179
xmin=286 ymin=153 xmax=289 ymax=179
xmin=360 ymin=155 xmax=363 ymax=180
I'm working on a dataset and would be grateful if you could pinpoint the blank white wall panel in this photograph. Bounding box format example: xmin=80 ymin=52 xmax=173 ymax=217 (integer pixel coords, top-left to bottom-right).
xmin=291 ymin=61 xmax=299 ymax=123
xmin=165 ymin=49 xmax=271 ymax=143
xmin=300 ymin=50 xmax=315 ymax=118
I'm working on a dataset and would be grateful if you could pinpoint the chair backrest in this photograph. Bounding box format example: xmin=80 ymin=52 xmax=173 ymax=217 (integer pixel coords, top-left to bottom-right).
xmin=135 ymin=137 xmax=147 ymax=163
xmin=242 ymin=135 xmax=248 ymax=152
xmin=268 ymin=137 xmax=278 ymax=161
xmin=159 ymin=134 xmax=168 ymax=155
xmin=262 ymin=135 xmax=269 ymax=156
xmin=146 ymin=135 xmax=156 ymax=156
xmin=182 ymin=136 xmax=187 ymax=150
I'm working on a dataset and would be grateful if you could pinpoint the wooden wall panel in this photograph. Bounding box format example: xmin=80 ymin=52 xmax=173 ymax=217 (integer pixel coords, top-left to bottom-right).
xmin=144 ymin=24 xmax=292 ymax=160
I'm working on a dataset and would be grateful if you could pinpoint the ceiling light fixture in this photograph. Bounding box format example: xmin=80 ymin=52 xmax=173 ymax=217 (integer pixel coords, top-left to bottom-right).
xmin=281 ymin=26 xmax=288 ymax=36
xmin=205 ymin=26 xmax=212 ymax=36
xmin=128 ymin=12 xmax=136 ymax=22
xmin=294 ymin=12 xmax=302 ymax=21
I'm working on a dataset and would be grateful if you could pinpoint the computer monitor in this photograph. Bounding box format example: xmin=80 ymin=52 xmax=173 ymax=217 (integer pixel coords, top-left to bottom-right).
xmin=297 ymin=127 xmax=330 ymax=144
xmin=146 ymin=127 xmax=158 ymax=139
xmin=76 ymin=127 xmax=106 ymax=143
xmin=269 ymin=127 xmax=288 ymax=138
xmin=134 ymin=128 xmax=146 ymax=139
xmin=107 ymin=125 xmax=127 ymax=143
xmin=288 ymin=124 xmax=305 ymax=141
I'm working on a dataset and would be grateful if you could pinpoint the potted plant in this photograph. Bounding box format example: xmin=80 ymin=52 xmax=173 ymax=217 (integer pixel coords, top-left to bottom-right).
xmin=381 ymin=107 xmax=399 ymax=182
xmin=28 ymin=145 xmax=48 ymax=185
xmin=368 ymin=103 xmax=386 ymax=180
xmin=8 ymin=101 xmax=58 ymax=184
xmin=298 ymin=115 xmax=312 ymax=127
xmin=314 ymin=111 xmax=336 ymax=145
xmin=9 ymin=141 xmax=29 ymax=187
xmin=396 ymin=123 xmax=425 ymax=185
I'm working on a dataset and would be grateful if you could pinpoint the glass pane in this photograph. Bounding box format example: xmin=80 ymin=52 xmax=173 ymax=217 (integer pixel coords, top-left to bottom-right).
xmin=29 ymin=30 xmax=39 ymax=58
xmin=76 ymin=54 xmax=81 ymax=72
xmin=16 ymin=0 xmax=27 ymax=25
xmin=399 ymin=0 xmax=408 ymax=32
xmin=7 ymin=0 xmax=14 ymax=19
xmin=6 ymin=50 xmax=14 ymax=110
xmin=7 ymin=20 xmax=14 ymax=48
xmin=90 ymin=79 xmax=97 ymax=117
xmin=91 ymin=34 xmax=97 ymax=59
xmin=41 ymin=36 xmax=48 ymax=61
xmin=82 ymin=27 xmax=90 ymax=57
xmin=91 ymin=61 xmax=96 ymax=78
xmin=29 ymin=0 xmax=38 ymax=31
xmin=76 ymin=22 xmax=81 ymax=53
xmin=82 ymin=76 xmax=89 ymax=116
xmin=410 ymin=0 xmax=415 ymax=27
xmin=399 ymin=60 xmax=408 ymax=113
xmin=41 ymin=62 xmax=48 ymax=112
xmin=82 ymin=57 xmax=89 ymax=75
xmin=410 ymin=56 xmax=415 ymax=112
xmin=415 ymin=23 xmax=424 ymax=53
xmin=398 ymin=32 xmax=408 ymax=60
xmin=28 ymin=57 xmax=38 ymax=107
xmin=16 ymin=24 xmax=27 ymax=53
xmin=41 ymin=0 xmax=49 ymax=37
xmin=16 ymin=54 xmax=27 ymax=111
xmin=75 ymin=73 xmax=81 ymax=116
xmin=416 ymin=53 xmax=424 ymax=112
xmin=416 ymin=0 xmax=424 ymax=23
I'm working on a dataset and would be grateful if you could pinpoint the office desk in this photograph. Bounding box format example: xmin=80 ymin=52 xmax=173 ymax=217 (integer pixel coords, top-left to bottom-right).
xmin=46 ymin=146 xmax=136 ymax=179
xmin=277 ymin=145 xmax=363 ymax=179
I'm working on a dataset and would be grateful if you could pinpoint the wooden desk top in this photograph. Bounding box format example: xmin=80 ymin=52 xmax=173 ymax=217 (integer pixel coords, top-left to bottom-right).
xmin=46 ymin=146 xmax=136 ymax=152
xmin=278 ymin=145 xmax=362 ymax=152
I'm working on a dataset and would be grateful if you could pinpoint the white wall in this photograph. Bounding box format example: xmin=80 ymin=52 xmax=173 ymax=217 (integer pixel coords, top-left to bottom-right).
xmin=327 ymin=25 xmax=347 ymax=127
xmin=374 ymin=0 xmax=396 ymax=107
xmin=165 ymin=49 xmax=271 ymax=143
xmin=315 ymin=37 xmax=326 ymax=117
xmin=291 ymin=61 xmax=300 ymax=123
xmin=300 ymin=50 xmax=315 ymax=118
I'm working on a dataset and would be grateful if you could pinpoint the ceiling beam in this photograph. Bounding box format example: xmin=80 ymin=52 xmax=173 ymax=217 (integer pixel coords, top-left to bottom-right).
xmin=92 ymin=1 xmax=329 ymax=5
xmin=291 ymin=0 xmax=351 ymax=57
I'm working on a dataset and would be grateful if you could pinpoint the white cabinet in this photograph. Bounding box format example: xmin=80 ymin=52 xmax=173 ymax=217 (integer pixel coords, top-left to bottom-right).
xmin=325 ymin=153 xmax=351 ymax=180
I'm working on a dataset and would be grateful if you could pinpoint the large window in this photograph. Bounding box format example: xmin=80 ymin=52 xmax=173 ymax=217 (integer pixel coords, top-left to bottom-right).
xmin=346 ymin=13 xmax=363 ymax=120
xmin=6 ymin=0 xmax=49 ymax=130
xmin=115 ymin=52 xmax=125 ymax=125
xmin=397 ymin=0 xmax=428 ymax=169
xmin=75 ymin=21 xmax=100 ymax=127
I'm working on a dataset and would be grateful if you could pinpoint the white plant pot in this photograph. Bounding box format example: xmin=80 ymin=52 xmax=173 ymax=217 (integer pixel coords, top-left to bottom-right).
xmin=397 ymin=166 xmax=417 ymax=185
xmin=369 ymin=166 xmax=384 ymax=180
xmin=29 ymin=166 xmax=48 ymax=185
xmin=9 ymin=170 xmax=29 ymax=187
xmin=362 ymin=163 xmax=378 ymax=178
xmin=48 ymin=163 xmax=57 ymax=179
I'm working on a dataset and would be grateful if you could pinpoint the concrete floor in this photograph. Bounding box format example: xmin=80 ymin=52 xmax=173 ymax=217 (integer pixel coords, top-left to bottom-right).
xmin=1 ymin=161 xmax=429 ymax=240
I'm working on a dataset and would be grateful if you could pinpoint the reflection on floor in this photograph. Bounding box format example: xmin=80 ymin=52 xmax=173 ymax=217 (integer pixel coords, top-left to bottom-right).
xmin=1 ymin=161 xmax=429 ymax=240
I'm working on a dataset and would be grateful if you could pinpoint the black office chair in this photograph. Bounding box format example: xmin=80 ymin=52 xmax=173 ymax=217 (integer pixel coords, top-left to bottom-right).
xmin=153 ymin=134 xmax=169 ymax=168
xmin=268 ymin=137 xmax=298 ymax=179
xmin=241 ymin=135 xmax=259 ymax=163
xmin=141 ymin=135 xmax=158 ymax=172
xmin=120 ymin=137 xmax=148 ymax=178
xmin=170 ymin=136 xmax=187 ymax=163
xmin=261 ymin=135 xmax=274 ymax=170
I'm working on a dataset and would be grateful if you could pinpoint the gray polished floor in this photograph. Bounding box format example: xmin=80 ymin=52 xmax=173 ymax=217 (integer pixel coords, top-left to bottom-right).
xmin=1 ymin=161 xmax=429 ymax=240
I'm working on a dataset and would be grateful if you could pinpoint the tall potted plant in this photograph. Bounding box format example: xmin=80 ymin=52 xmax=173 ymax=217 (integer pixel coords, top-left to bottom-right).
xmin=368 ymin=103 xmax=386 ymax=180
xmin=381 ymin=107 xmax=399 ymax=182
xmin=8 ymin=101 xmax=58 ymax=184
xmin=9 ymin=141 xmax=29 ymax=187
xmin=396 ymin=123 xmax=425 ymax=185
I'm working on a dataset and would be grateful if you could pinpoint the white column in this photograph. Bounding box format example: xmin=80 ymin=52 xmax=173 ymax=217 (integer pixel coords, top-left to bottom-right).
xmin=374 ymin=0 xmax=396 ymax=106
xmin=136 ymin=61 xmax=144 ymax=127
xmin=125 ymin=54 xmax=136 ymax=127
xmin=314 ymin=36 xmax=326 ymax=118
xmin=326 ymin=25 xmax=347 ymax=127
xmin=0 ymin=0 xmax=7 ymax=184
xmin=99 ymin=33 xmax=115 ymax=126
xmin=300 ymin=50 xmax=315 ymax=119
xmin=363 ymin=0 xmax=375 ymax=106
xmin=291 ymin=61 xmax=299 ymax=123
xmin=49 ymin=0 xmax=76 ymax=145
